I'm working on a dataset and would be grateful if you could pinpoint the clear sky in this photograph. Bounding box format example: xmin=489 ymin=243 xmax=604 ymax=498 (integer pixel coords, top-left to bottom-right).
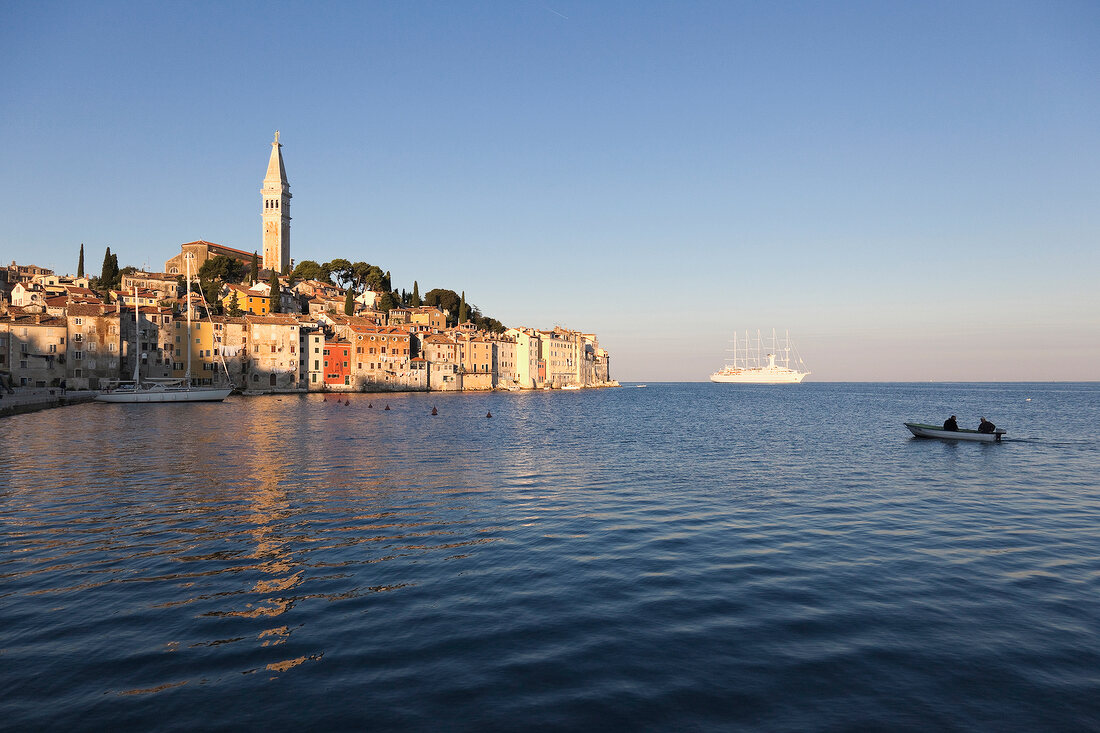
xmin=2 ymin=1 xmax=1098 ymax=381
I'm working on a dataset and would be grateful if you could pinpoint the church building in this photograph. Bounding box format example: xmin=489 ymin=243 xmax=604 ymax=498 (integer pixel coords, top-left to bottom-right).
xmin=164 ymin=132 xmax=292 ymax=277
xmin=261 ymin=131 xmax=291 ymax=274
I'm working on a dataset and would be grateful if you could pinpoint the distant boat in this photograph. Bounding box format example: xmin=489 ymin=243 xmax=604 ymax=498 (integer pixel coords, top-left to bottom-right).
xmin=561 ymin=384 xmax=582 ymax=390
xmin=710 ymin=329 xmax=809 ymax=384
xmin=904 ymin=423 xmax=1006 ymax=443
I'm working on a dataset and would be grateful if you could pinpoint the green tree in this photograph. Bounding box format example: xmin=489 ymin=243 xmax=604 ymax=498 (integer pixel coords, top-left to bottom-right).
xmin=459 ymin=291 xmax=467 ymax=323
xmin=326 ymin=258 xmax=353 ymax=289
xmin=377 ymin=290 xmax=398 ymax=311
xmin=424 ymin=288 xmax=460 ymax=324
xmin=410 ymin=281 xmax=421 ymax=307
xmin=291 ymin=260 xmax=332 ymax=283
xmin=344 ymin=288 xmax=354 ymax=315
xmin=77 ymin=243 xmax=84 ymax=278
xmin=198 ymin=255 xmax=245 ymax=284
xmin=227 ymin=290 xmax=243 ymax=317
xmin=268 ymin=271 xmax=281 ymax=313
xmin=100 ymin=246 xmax=117 ymax=288
xmin=250 ymin=251 xmax=259 ymax=283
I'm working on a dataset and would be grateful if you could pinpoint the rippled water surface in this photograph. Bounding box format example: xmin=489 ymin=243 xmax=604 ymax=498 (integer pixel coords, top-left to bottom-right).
xmin=2 ymin=383 xmax=1099 ymax=730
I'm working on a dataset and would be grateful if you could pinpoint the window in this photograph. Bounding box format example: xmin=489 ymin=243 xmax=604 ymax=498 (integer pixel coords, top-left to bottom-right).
xmin=74 ymin=318 xmax=83 ymax=325
xmin=74 ymin=351 xmax=83 ymax=361
xmin=314 ymin=360 xmax=319 ymax=369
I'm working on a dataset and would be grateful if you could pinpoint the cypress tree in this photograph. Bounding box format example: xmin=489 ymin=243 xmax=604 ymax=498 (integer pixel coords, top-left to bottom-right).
xmin=77 ymin=243 xmax=85 ymax=278
xmin=460 ymin=291 xmax=467 ymax=323
xmin=250 ymin=251 xmax=259 ymax=283
xmin=100 ymin=246 xmax=113 ymax=285
xmin=228 ymin=290 xmax=242 ymax=317
xmin=344 ymin=288 xmax=354 ymax=316
xmin=269 ymin=271 xmax=281 ymax=313
xmin=411 ymin=281 xmax=421 ymax=307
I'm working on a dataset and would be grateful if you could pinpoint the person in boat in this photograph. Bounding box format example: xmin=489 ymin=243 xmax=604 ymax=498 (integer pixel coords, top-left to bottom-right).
xmin=942 ymin=415 xmax=959 ymax=431
xmin=978 ymin=417 xmax=996 ymax=434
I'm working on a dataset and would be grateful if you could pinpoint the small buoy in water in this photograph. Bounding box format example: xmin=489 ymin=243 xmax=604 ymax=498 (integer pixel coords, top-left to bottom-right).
xmin=385 ymin=404 xmax=390 ymax=410
xmin=431 ymin=407 xmax=438 ymax=415
xmin=1026 ymin=398 xmax=1032 ymax=402
xmin=368 ymin=402 xmax=373 ymax=408
xmin=486 ymin=411 xmax=492 ymax=418
xmin=343 ymin=399 xmax=349 ymax=406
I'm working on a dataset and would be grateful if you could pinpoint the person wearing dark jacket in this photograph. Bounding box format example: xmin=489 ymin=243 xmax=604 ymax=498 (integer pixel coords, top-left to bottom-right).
xmin=978 ymin=417 xmax=996 ymax=433
xmin=943 ymin=415 xmax=959 ymax=431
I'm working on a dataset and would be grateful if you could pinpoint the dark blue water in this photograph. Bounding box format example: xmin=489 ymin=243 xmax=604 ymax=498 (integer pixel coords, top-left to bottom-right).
xmin=2 ymin=383 xmax=1099 ymax=731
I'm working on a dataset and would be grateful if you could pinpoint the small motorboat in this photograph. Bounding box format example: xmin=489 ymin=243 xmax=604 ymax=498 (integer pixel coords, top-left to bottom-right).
xmin=904 ymin=422 xmax=1006 ymax=443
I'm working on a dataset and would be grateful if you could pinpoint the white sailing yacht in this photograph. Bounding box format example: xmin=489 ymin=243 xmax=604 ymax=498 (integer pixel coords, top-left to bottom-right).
xmin=96 ymin=254 xmax=233 ymax=403
xmin=709 ymin=329 xmax=810 ymax=384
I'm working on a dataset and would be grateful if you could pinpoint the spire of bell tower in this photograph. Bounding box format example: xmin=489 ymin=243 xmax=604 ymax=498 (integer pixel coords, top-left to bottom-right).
xmin=261 ymin=131 xmax=291 ymax=274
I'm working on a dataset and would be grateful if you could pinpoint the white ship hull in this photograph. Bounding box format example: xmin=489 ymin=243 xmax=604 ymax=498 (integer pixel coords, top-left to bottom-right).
xmin=96 ymin=386 xmax=232 ymax=403
xmin=710 ymin=368 xmax=808 ymax=384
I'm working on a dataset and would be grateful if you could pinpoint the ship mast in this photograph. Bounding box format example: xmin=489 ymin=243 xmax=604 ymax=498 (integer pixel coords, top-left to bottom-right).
xmin=132 ymin=283 xmax=140 ymax=383
xmin=185 ymin=253 xmax=192 ymax=386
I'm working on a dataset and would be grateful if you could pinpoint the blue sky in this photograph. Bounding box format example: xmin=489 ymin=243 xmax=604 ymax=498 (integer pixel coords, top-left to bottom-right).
xmin=2 ymin=1 xmax=1098 ymax=380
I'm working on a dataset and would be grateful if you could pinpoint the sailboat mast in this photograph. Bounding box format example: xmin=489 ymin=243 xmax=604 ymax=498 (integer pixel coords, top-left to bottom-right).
xmin=185 ymin=254 xmax=192 ymax=384
xmin=132 ymin=283 xmax=140 ymax=382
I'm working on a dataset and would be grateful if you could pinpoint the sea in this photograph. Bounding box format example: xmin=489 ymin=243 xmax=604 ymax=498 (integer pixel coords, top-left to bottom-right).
xmin=2 ymin=382 xmax=1099 ymax=731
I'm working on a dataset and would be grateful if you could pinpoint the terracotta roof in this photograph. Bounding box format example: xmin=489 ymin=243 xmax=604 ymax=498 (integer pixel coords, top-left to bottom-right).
xmin=66 ymin=303 xmax=112 ymax=317
xmin=180 ymin=240 xmax=255 ymax=259
xmin=245 ymin=313 xmax=300 ymax=326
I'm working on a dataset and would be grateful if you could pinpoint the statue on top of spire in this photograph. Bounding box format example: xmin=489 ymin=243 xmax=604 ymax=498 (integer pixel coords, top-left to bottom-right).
xmin=273 ymin=130 xmax=280 ymax=145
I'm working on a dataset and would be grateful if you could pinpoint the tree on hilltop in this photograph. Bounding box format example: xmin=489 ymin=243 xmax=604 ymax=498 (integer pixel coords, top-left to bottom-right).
xmin=77 ymin=243 xmax=84 ymax=278
xmin=377 ymin=290 xmax=398 ymax=312
xmin=292 ymin=260 xmax=331 ymax=283
xmin=198 ymin=255 xmax=245 ymax=284
xmin=326 ymin=259 xmax=353 ymax=289
xmin=410 ymin=281 xmax=421 ymax=307
xmin=250 ymin=251 xmax=259 ymax=283
xmin=459 ymin=291 xmax=467 ymax=323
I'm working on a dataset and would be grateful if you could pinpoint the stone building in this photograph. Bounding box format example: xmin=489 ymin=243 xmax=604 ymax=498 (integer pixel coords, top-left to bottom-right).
xmin=242 ymin=314 xmax=301 ymax=391
xmin=261 ymin=131 xmax=291 ymax=274
xmin=165 ymin=240 xmax=254 ymax=276
xmin=0 ymin=313 xmax=68 ymax=388
xmin=65 ymin=304 xmax=121 ymax=389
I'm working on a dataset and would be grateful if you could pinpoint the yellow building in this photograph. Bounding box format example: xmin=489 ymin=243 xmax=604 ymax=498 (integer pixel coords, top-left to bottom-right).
xmin=222 ymin=284 xmax=270 ymax=315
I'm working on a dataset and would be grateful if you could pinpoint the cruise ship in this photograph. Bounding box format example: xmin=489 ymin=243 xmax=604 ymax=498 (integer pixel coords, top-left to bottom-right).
xmin=710 ymin=329 xmax=810 ymax=384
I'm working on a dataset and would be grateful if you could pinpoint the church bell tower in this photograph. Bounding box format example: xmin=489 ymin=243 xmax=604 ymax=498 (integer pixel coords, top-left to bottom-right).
xmin=261 ymin=131 xmax=291 ymax=274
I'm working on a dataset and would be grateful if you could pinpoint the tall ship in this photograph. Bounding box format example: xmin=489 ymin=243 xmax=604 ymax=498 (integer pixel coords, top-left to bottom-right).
xmin=710 ymin=329 xmax=810 ymax=384
xmin=97 ymin=253 xmax=233 ymax=403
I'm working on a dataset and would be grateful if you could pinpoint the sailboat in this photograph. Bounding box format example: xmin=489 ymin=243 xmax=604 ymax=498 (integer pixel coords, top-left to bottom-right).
xmin=709 ymin=329 xmax=810 ymax=384
xmin=97 ymin=254 xmax=233 ymax=403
